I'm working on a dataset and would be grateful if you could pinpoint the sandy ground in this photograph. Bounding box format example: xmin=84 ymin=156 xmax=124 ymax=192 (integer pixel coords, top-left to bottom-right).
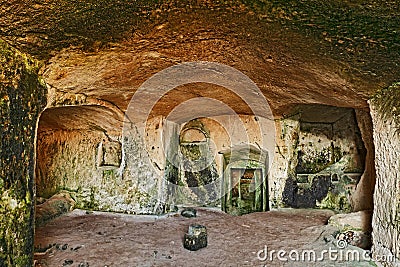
xmin=34 ymin=208 xmax=375 ymax=267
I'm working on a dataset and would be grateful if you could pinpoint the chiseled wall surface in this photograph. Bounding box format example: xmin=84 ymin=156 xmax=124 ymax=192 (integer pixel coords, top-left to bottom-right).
xmin=272 ymin=110 xmax=369 ymax=212
xmin=370 ymin=85 xmax=400 ymax=266
xmin=36 ymin=115 xmax=170 ymax=215
xmin=36 ymin=128 xmax=160 ymax=214
xmin=36 ymin=106 xmax=372 ymax=215
xmin=0 ymin=40 xmax=47 ymax=266
xmin=35 ymin=115 xmax=268 ymax=214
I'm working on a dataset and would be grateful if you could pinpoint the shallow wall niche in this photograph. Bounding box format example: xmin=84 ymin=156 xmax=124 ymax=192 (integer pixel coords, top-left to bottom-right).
xmin=97 ymin=138 xmax=122 ymax=168
xmin=273 ymin=104 xmax=369 ymax=212
xmin=179 ymin=121 xmax=219 ymax=203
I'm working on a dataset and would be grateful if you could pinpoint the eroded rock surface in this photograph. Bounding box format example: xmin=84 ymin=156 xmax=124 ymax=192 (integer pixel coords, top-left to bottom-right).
xmin=370 ymin=84 xmax=400 ymax=266
xmin=0 ymin=39 xmax=47 ymax=266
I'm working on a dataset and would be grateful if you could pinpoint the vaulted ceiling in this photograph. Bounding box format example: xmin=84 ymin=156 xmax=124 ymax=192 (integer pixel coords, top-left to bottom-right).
xmin=1 ymin=0 xmax=399 ymax=131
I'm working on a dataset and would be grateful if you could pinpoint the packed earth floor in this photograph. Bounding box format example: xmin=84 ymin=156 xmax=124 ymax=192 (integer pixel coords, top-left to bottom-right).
xmin=34 ymin=208 xmax=375 ymax=267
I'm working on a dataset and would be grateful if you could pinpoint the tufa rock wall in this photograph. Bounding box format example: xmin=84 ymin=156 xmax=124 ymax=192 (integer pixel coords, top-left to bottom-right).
xmin=36 ymin=117 xmax=163 ymax=214
xmin=352 ymin=109 xmax=376 ymax=211
xmin=37 ymin=105 xmax=373 ymax=215
xmin=370 ymin=83 xmax=400 ymax=266
xmin=276 ymin=108 xmax=368 ymax=212
xmin=36 ymin=114 xmax=271 ymax=214
xmin=0 ymin=39 xmax=47 ymax=266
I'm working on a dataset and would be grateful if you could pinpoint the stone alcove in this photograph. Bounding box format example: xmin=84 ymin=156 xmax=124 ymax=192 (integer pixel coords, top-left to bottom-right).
xmin=220 ymin=145 xmax=269 ymax=215
xmin=164 ymin=119 xmax=220 ymax=207
xmin=276 ymin=104 xmax=373 ymax=212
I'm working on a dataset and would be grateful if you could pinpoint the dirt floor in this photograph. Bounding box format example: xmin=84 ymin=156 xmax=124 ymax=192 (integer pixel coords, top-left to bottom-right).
xmin=34 ymin=208 xmax=375 ymax=267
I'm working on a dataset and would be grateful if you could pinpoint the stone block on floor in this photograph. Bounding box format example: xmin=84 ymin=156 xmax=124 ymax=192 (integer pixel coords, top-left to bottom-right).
xmin=183 ymin=224 xmax=207 ymax=251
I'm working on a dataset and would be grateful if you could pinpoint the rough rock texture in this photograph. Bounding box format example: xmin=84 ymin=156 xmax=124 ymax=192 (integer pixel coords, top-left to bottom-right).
xmin=370 ymin=84 xmax=400 ymax=266
xmin=36 ymin=130 xmax=106 ymax=199
xmin=276 ymin=105 xmax=367 ymax=211
xmin=269 ymin=115 xmax=300 ymax=207
xmin=1 ymin=1 xmax=399 ymax=100
xmin=329 ymin=210 xmax=372 ymax=249
xmin=1 ymin=0 xmax=398 ymax=134
xmin=183 ymin=224 xmax=208 ymax=251
xmin=0 ymin=40 xmax=47 ymax=266
xmin=329 ymin=210 xmax=372 ymax=233
xmin=36 ymin=113 xmax=270 ymax=214
xmin=35 ymin=192 xmax=75 ymax=227
xmin=8 ymin=0 xmax=393 ymax=217
xmin=0 ymin=1 xmax=399 ymax=264
xmin=352 ymin=109 xmax=376 ymax=211
xmin=36 ymin=128 xmax=160 ymax=214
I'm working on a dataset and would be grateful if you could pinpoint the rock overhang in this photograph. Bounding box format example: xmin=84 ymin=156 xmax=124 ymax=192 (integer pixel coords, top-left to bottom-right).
xmin=1 ymin=0 xmax=398 ymax=128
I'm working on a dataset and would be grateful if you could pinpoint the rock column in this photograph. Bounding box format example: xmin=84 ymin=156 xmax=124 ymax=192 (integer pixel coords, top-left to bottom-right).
xmin=0 ymin=40 xmax=47 ymax=266
xmin=370 ymin=84 xmax=400 ymax=266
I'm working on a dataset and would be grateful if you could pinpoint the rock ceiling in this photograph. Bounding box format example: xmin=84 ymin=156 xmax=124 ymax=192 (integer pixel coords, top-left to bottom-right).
xmin=1 ymin=0 xmax=399 ymax=131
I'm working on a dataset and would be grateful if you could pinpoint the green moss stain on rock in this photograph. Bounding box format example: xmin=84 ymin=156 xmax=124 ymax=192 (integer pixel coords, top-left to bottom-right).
xmin=370 ymin=82 xmax=400 ymax=262
xmin=0 ymin=39 xmax=47 ymax=266
xmin=282 ymin=175 xmax=332 ymax=209
xmin=320 ymin=191 xmax=351 ymax=212
xmin=1 ymin=0 xmax=164 ymax=60
xmin=102 ymin=169 xmax=116 ymax=184
xmin=372 ymin=82 xmax=400 ymax=133
xmin=296 ymin=147 xmax=337 ymax=174
xmin=280 ymin=107 xmax=365 ymax=211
